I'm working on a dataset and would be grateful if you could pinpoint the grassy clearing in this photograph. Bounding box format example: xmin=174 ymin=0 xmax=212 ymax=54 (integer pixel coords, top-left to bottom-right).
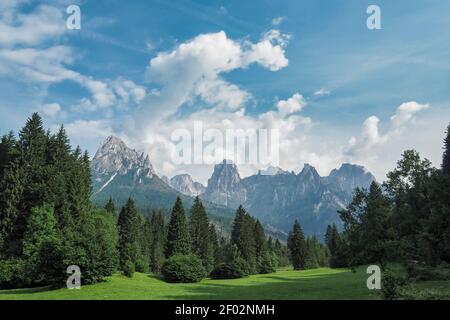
xmin=0 ymin=266 xmax=380 ymax=300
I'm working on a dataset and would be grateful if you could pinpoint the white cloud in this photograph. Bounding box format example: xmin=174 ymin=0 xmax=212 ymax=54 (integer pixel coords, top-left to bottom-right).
xmin=141 ymin=30 xmax=290 ymax=124
xmin=0 ymin=4 xmax=65 ymax=47
xmin=346 ymin=101 xmax=430 ymax=156
xmin=42 ymin=103 xmax=61 ymax=117
xmin=0 ymin=3 xmax=146 ymax=114
xmin=314 ymin=87 xmax=331 ymax=96
xmin=271 ymin=16 xmax=286 ymax=26
xmin=390 ymin=101 xmax=430 ymax=128
xmin=276 ymin=93 xmax=306 ymax=116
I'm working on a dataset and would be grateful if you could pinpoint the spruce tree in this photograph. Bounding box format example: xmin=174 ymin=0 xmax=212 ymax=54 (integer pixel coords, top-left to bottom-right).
xmin=442 ymin=123 xmax=450 ymax=176
xmin=361 ymin=181 xmax=392 ymax=267
xmin=149 ymin=210 xmax=166 ymax=273
xmin=231 ymin=205 xmax=257 ymax=273
xmin=165 ymin=196 xmax=191 ymax=257
xmin=190 ymin=197 xmax=214 ymax=273
xmin=288 ymin=220 xmax=306 ymax=270
xmin=105 ymin=197 xmax=116 ymax=215
xmin=117 ymin=198 xmax=140 ymax=274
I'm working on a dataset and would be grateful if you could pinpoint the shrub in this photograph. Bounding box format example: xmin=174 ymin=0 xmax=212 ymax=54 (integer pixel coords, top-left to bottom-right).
xmin=123 ymin=260 xmax=135 ymax=278
xmin=162 ymin=254 xmax=206 ymax=283
xmin=257 ymin=253 xmax=277 ymax=274
xmin=0 ymin=258 xmax=27 ymax=289
xmin=381 ymin=270 xmax=405 ymax=300
xmin=211 ymin=257 xmax=250 ymax=279
xmin=135 ymin=257 xmax=149 ymax=273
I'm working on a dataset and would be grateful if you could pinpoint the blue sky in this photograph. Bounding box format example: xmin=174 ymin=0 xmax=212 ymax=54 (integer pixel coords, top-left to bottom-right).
xmin=0 ymin=0 xmax=449 ymax=183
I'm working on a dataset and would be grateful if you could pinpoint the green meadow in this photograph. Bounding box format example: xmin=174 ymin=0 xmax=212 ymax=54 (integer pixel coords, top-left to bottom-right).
xmin=0 ymin=267 xmax=381 ymax=300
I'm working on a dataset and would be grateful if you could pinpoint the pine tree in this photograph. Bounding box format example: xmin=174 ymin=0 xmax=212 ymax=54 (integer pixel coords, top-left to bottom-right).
xmin=165 ymin=196 xmax=191 ymax=257
xmin=361 ymin=181 xmax=392 ymax=267
xmin=0 ymin=131 xmax=16 ymax=181
xmin=231 ymin=205 xmax=257 ymax=273
xmin=442 ymin=123 xmax=450 ymax=176
xmin=105 ymin=197 xmax=116 ymax=215
xmin=209 ymin=224 xmax=219 ymax=267
xmin=149 ymin=210 xmax=166 ymax=273
xmin=190 ymin=197 xmax=214 ymax=273
xmin=288 ymin=220 xmax=307 ymax=270
xmin=117 ymin=198 xmax=140 ymax=274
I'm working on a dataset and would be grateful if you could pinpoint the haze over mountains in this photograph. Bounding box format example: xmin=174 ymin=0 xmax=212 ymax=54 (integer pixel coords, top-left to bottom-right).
xmin=91 ymin=136 xmax=375 ymax=236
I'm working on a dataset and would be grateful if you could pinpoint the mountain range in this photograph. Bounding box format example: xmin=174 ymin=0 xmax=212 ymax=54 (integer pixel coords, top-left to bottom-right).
xmin=91 ymin=136 xmax=375 ymax=237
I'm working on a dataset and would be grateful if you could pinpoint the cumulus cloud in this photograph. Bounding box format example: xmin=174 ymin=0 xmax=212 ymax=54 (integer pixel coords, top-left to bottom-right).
xmin=42 ymin=103 xmax=61 ymax=117
xmin=0 ymin=3 xmax=146 ymax=113
xmin=276 ymin=93 xmax=306 ymax=116
xmin=141 ymin=29 xmax=290 ymax=125
xmin=390 ymin=101 xmax=430 ymax=128
xmin=0 ymin=4 xmax=65 ymax=47
xmin=347 ymin=101 xmax=430 ymax=156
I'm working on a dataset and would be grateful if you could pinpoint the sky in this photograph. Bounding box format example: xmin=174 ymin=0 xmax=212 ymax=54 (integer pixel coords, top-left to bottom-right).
xmin=0 ymin=0 xmax=449 ymax=184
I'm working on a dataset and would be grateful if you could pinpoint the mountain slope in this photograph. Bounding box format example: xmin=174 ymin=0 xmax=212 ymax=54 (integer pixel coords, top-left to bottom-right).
xmin=201 ymin=161 xmax=375 ymax=236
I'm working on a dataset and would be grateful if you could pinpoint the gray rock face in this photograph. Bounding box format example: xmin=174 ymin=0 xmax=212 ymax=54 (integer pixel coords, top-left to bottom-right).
xmin=202 ymin=160 xmax=243 ymax=207
xmin=91 ymin=136 xmax=165 ymax=200
xmin=201 ymin=160 xmax=376 ymax=235
xmin=92 ymin=136 xmax=155 ymax=178
xmin=170 ymin=174 xmax=205 ymax=196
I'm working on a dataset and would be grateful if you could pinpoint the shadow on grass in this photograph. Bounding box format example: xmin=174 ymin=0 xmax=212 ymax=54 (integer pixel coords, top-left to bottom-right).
xmin=0 ymin=286 xmax=53 ymax=295
xmin=163 ymin=268 xmax=377 ymax=300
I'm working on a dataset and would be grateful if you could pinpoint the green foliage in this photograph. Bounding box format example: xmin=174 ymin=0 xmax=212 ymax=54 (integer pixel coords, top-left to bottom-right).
xmin=381 ymin=270 xmax=403 ymax=300
xmin=0 ymin=258 xmax=27 ymax=289
xmin=231 ymin=205 xmax=257 ymax=273
xmin=118 ymin=198 xmax=140 ymax=271
xmin=288 ymin=220 xmax=307 ymax=270
xmin=104 ymin=197 xmax=116 ymax=216
xmin=123 ymin=260 xmax=135 ymax=278
xmin=165 ymin=197 xmax=191 ymax=257
xmin=148 ymin=210 xmax=166 ymax=273
xmin=161 ymin=254 xmax=206 ymax=283
xmin=190 ymin=197 xmax=214 ymax=273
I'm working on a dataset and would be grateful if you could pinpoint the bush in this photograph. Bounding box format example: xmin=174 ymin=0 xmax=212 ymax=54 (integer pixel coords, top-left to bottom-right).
xmin=211 ymin=257 xmax=250 ymax=279
xmin=135 ymin=257 xmax=149 ymax=273
xmin=381 ymin=270 xmax=404 ymax=300
xmin=123 ymin=260 xmax=135 ymax=278
xmin=406 ymin=263 xmax=450 ymax=281
xmin=257 ymin=253 xmax=277 ymax=274
xmin=0 ymin=258 xmax=27 ymax=289
xmin=162 ymin=254 xmax=206 ymax=283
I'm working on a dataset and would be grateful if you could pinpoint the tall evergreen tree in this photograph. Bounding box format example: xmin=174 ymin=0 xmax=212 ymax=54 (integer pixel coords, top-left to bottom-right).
xmin=117 ymin=198 xmax=140 ymax=274
xmin=287 ymin=220 xmax=307 ymax=270
xmin=190 ymin=197 xmax=214 ymax=273
xmin=361 ymin=181 xmax=393 ymax=267
xmin=149 ymin=210 xmax=166 ymax=273
xmin=165 ymin=197 xmax=191 ymax=257
xmin=442 ymin=123 xmax=450 ymax=175
xmin=231 ymin=205 xmax=257 ymax=273
xmin=105 ymin=197 xmax=116 ymax=215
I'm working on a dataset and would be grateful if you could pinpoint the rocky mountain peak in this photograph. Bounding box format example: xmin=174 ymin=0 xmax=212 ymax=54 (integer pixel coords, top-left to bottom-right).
xmin=326 ymin=163 xmax=375 ymax=194
xmin=170 ymin=174 xmax=205 ymax=197
xmin=298 ymin=163 xmax=320 ymax=181
xmin=202 ymin=159 xmax=242 ymax=205
xmin=91 ymin=135 xmax=155 ymax=177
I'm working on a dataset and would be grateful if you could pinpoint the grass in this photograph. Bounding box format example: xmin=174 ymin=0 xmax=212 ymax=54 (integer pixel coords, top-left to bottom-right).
xmin=0 ymin=266 xmax=381 ymax=300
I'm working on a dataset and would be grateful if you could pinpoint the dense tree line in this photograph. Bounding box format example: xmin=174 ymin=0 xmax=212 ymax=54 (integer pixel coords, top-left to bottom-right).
xmin=287 ymin=220 xmax=329 ymax=270
xmin=0 ymin=113 xmax=118 ymax=288
xmin=326 ymin=123 xmax=450 ymax=269
xmin=0 ymin=113 xmax=332 ymax=288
